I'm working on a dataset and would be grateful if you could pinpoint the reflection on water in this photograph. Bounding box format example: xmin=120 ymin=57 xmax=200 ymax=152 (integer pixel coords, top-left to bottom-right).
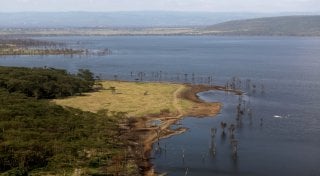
xmin=1 ymin=36 xmax=320 ymax=175
xmin=152 ymin=91 xmax=320 ymax=176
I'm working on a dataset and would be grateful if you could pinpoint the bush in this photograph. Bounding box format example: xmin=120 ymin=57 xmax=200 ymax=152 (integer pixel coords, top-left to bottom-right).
xmin=160 ymin=108 xmax=170 ymax=115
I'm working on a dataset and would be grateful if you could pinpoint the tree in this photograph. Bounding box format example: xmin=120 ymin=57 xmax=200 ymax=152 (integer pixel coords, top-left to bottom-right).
xmin=220 ymin=122 xmax=227 ymax=135
xmin=110 ymin=87 xmax=116 ymax=94
xmin=77 ymin=69 xmax=94 ymax=86
xmin=0 ymin=66 xmax=95 ymax=99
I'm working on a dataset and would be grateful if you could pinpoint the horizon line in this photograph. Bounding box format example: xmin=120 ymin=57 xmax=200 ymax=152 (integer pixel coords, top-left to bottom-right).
xmin=0 ymin=10 xmax=320 ymax=14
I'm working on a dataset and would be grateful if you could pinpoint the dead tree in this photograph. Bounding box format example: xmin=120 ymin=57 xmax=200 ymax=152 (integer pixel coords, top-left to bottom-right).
xmin=220 ymin=122 xmax=227 ymax=136
xmin=231 ymin=139 xmax=238 ymax=159
xmin=184 ymin=73 xmax=188 ymax=83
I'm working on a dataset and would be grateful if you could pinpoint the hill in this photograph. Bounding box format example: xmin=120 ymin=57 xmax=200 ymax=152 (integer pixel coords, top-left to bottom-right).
xmin=0 ymin=12 xmax=310 ymax=28
xmin=204 ymin=15 xmax=320 ymax=36
xmin=1 ymin=14 xmax=320 ymax=36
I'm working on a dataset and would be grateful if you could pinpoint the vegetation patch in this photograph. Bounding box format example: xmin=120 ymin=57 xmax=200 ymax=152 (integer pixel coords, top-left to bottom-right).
xmin=0 ymin=66 xmax=94 ymax=99
xmin=0 ymin=38 xmax=84 ymax=56
xmin=0 ymin=66 xmax=138 ymax=175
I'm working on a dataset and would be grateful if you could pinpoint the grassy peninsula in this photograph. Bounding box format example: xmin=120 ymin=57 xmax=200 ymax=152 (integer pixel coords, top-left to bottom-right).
xmin=54 ymin=81 xmax=190 ymax=117
xmin=53 ymin=80 xmax=222 ymax=120
xmin=0 ymin=66 xmax=224 ymax=175
xmin=54 ymin=80 xmax=223 ymax=175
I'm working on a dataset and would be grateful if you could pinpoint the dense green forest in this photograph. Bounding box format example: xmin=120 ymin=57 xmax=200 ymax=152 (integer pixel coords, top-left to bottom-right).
xmin=0 ymin=67 xmax=137 ymax=175
xmin=0 ymin=67 xmax=94 ymax=99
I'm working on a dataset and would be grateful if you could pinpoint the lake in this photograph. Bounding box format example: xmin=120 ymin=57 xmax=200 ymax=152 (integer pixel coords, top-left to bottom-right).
xmin=1 ymin=36 xmax=320 ymax=176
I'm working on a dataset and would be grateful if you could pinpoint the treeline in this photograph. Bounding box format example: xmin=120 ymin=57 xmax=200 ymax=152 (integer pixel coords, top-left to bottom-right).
xmin=0 ymin=48 xmax=84 ymax=56
xmin=0 ymin=38 xmax=113 ymax=56
xmin=0 ymin=38 xmax=65 ymax=48
xmin=0 ymin=66 xmax=94 ymax=99
xmin=0 ymin=66 xmax=138 ymax=175
xmin=0 ymin=38 xmax=83 ymax=56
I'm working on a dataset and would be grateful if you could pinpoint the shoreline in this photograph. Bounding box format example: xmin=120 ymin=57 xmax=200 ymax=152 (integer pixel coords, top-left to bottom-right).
xmin=53 ymin=80 xmax=242 ymax=175
xmin=1 ymin=28 xmax=319 ymax=37
xmin=130 ymin=83 xmax=242 ymax=176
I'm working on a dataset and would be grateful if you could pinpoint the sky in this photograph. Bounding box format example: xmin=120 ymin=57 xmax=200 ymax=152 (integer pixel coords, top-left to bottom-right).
xmin=0 ymin=0 xmax=319 ymax=13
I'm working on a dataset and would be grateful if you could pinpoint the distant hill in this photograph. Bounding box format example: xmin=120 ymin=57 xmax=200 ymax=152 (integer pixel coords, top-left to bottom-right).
xmin=205 ymin=15 xmax=320 ymax=36
xmin=0 ymin=12 xmax=315 ymax=28
xmin=1 ymin=14 xmax=320 ymax=36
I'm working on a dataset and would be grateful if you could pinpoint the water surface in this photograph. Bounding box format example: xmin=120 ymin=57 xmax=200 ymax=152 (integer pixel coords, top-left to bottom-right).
xmin=1 ymin=36 xmax=319 ymax=175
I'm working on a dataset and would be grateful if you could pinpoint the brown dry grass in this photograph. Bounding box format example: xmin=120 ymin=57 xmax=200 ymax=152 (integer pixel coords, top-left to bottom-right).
xmin=53 ymin=81 xmax=193 ymax=117
xmin=53 ymin=81 xmax=224 ymax=176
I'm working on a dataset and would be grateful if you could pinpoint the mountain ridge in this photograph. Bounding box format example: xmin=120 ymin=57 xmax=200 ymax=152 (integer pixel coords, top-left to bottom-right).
xmin=1 ymin=14 xmax=320 ymax=36
xmin=205 ymin=15 xmax=320 ymax=36
xmin=0 ymin=11 xmax=316 ymax=28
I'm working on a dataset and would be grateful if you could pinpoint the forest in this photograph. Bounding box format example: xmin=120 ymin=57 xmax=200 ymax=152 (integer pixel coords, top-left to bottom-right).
xmin=0 ymin=66 xmax=95 ymax=99
xmin=0 ymin=39 xmax=84 ymax=56
xmin=0 ymin=66 xmax=136 ymax=175
xmin=0 ymin=38 xmax=112 ymax=56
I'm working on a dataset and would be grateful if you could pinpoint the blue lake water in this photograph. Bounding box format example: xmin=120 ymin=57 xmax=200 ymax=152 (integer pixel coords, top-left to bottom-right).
xmin=1 ymin=36 xmax=320 ymax=175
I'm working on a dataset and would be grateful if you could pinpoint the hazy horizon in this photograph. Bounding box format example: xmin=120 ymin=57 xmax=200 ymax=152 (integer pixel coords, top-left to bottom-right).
xmin=1 ymin=0 xmax=320 ymax=13
xmin=0 ymin=11 xmax=319 ymax=28
xmin=1 ymin=0 xmax=319 ymax=28
xmin=0 ymin=10 xmax=319 ymax=14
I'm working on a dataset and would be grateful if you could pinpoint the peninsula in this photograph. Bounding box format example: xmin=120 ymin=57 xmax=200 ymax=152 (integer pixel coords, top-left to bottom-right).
xmin=53 ymin=80 xmax=241 ymax=175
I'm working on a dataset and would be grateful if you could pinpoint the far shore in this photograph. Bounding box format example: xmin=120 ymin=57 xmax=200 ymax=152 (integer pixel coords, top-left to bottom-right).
xmin=0 ymin=27 xmax=219 ymax=36
xmin=53 ymin=80 xmax=242 ymax=175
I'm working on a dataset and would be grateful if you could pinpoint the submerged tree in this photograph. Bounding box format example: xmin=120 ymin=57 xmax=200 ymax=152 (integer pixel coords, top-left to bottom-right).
xmin=229 ymin=124 xmax=236 ymax=138
xmin=220 ymin=122 xmax=227 ymax=135
xmin=231 ymin=139 xmax=238 ymax=159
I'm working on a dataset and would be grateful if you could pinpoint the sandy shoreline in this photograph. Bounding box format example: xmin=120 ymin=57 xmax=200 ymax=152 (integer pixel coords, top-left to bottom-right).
xmin=130 ymin=83 xmax=242 ymax=176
